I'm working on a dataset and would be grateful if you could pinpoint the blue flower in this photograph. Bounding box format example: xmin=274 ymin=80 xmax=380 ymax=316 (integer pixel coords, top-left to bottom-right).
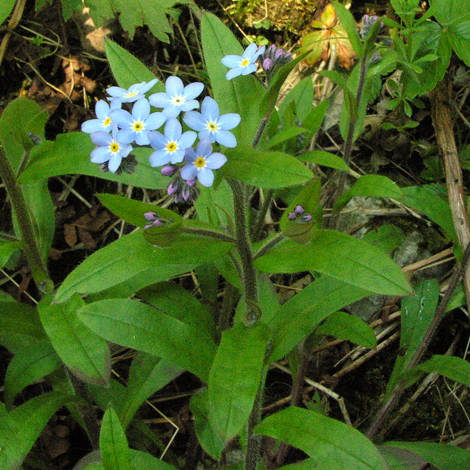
xmin=183 ymin=97 xmax=241 ymax=148
xmin=148 ymin=119 xmax=197 ymax=167
xmin=148 ymin=76 xmax=204 ymax=118
xmin=81 ymin=98 xmax=121 ymax=133
xmin=107 ymin=79 xmax=159 ymax=103
xmin=221 ymin=43 xmax=266 ymax=80
xmin=181 ymin=141 xmax=227 ymax=187
xmin=110 ymin=98 xmax=166 ymax=146
xmin=90 ymin=128 xmax=133 ymax=173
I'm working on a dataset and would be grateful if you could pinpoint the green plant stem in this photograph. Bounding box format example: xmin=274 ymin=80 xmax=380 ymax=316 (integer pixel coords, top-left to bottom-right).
xmin=365 ymin=241 xmax=470 ymax=440
xmin=181 ymin=226 xmax=235 ymax=243
xmin=228 ymin=177 xmax=259 ymax=323
xmin=0 ymin=146 xmax=50 ymax=288
xmin=251 ymin=188 xmax=274 ymax=242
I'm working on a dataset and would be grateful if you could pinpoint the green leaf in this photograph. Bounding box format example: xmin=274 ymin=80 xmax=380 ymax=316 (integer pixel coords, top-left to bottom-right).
xmin=0 ymin=301 xmax=46 ymax=353
xmin=201 ymin=12 xmax=265 ymax=146
xmin=105 ymin=40 xmax=163 ymax=89
xmin=279 ymin=179 xmax=323 ymax=245
xmin=300 ymin=150 xmax=349 ymax=171
xmin=78 ymin=299 xmax=217 ymax=381
xmin=4 ymin=339 xmax=61 ymax=409
xmin=54 ymin=231 xmax=232 ymax=303
xmin=267 ymin=276 xmax=371 ymax=362
xmin=121 ymin=353 xmax=184 ymax=429
xmin=18 ymin=133 xmax=167 ymax=189
xmin=448 ymin=19 xmax=470 ymax=67
xmin=100 ymin=406 xmax=131 ymax=470
xmin=87 ymin=1 xmax=183 ymax=42
xmin=39 ymin=294 xmax=111 ymax=386
xmin=431 ymin=0 xmax=470 ymax=26
xmin=138 ymin=282 xmax=216 ymax=340
xmin=415 ymin=355 xmax=470 ymax=386
xmin=266 ymin=127 xmax=308 ymax=150
xmin=334 ymin=175 xmax=403 ymax=212
xmin=362 ymin=225 xmax=406 ymax=256
xmin=191 ymin=389 xmax=225 ymax=459
xmin=384 ymin=441 xmax=470 ymax=470
xmin=222 ymin=145 xmax=313 ymax=188
xmin=0 ymin=240 xmax=24 ymax=268
xmin=317 ymin=311 xmax=377 ymax=349
xmin=0 ymin=97 xmax=48 ymax=172
xmin=255 ymin=407 xmax=388 ymax=470
xmin=208 ymin=324 xmax=270 ymax=447
xmin=129 ymin=448 xmax=180 ymax=470
xmin=194 ymin=179 xmax=234 ymax=228
xmin=401 ymin=185 xmax=458 ymax=248
xmin=254 ymin=230 xmax=412 ymax=296
xmin=97 ymin=193 xmax=181 ymax=228
xmin=0 ymin=392 xmax=74 ymax=470
xmin=278 ymin=77 xmax=314 ymax=122
xmin=0 ymin=0 xmax=15 ymax=25
xmin=332 ymin=1 xmax=363 ymax=58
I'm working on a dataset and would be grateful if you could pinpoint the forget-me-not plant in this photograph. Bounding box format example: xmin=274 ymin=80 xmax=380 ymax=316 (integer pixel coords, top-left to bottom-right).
xmin=81 ymin=98 xmax=122 ymax=134
xmin=184 ymin=96 xmax=241 ymax=148
xmin=90 ymin=127 xmax=133 ymax=173
xmin=110 ymin=98 xmax=166 ymax=146
xmin=221 ymin=43 xmax=265 ymax=80
xmin=107 ymin=79 xmax=159 ymax=103
xmin=149 ymin=76 xmax=204 ymax=118
xmin=181 ymin=140 xmax=227 ymax=188
xmin=148 ymin=119 xmax=197 ymax=167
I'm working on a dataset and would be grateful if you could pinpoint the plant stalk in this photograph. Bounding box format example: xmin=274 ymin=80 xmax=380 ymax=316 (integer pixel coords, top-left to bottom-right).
xmin=0 ymin=146 xmax=50 ymax=289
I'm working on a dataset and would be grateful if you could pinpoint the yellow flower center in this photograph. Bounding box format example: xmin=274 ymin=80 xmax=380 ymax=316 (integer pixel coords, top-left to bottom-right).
xmin=125 ymin=91 xmax=137 ymax=98
xmin=195 ymin=157 xmax=206 ymax=168
xmin=241 ymin=58 xmax=250 ymax=67
xmin=133 ymin=121 xmax=143 ymax=132
xmin=103 ymin=117 xmax=112 ymax=127
xmin=110 ymin=142 xmax=120 ymax=153
xmin=167 ymin=142 xmax=178 ymax=153
xmin=207 ymin=121 xmax=218 ymax=133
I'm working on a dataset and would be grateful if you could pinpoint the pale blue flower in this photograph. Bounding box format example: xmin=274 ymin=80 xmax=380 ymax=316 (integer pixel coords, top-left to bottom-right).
xmin=90 ymin=127 xmax=133 ymax=173
xmin=81 ymin=98 xmax=121 ymax=133
xmin=148 ymin=119 xmax=197 ymax=167
xmin=149 ymin=76 xmax=204 ymax=118
xmin=110 ymin=98 xmax=165 ymax=145
xmin=183 ymin=97 xmax=241 ymax=148
xmin=221 ymin=43 xmax=266 ymax=80
xmin=107 ymin=78 xmax=159 ymax=103
xmin=181 ymin=141 xmax=227 ymax=187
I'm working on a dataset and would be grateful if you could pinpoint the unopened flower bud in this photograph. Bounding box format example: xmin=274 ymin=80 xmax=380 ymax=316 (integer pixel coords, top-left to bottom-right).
xmin=294 ymin=205 xmax=305 ymax=214
xmin=161 ymin=165 xmax=176 ymax=177
xmin=167 ymin=182 xmax=178 ymax=196
xmin=288 ymin=212 xmax=297 ymax=220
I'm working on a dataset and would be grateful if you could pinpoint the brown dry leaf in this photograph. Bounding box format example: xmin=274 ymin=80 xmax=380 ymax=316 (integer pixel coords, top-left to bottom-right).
xmin=64 ymin=223 xmax=78 ymax=248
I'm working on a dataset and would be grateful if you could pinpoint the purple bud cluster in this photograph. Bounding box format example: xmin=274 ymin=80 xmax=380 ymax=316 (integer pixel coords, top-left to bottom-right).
xmin=143 ymin=212 xmax=174 ymax=230
xmin=287 ymin=205 xmax=313 ymax=223
xmin=260 ymin=45 xmax=292 ymax=75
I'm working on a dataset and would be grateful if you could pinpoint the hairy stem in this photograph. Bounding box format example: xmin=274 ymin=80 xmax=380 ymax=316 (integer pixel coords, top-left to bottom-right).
xmin=0 ymin=146 xmax=50 ymax=289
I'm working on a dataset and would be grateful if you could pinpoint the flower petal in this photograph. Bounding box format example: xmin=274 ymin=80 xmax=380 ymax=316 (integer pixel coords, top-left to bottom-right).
xmin=108 ymin=154 xmax=122 ymax=173
xmin=218 ymin=113 xmax=241 ymax=130
xmin=132 ymin=98 xmax=150 ymax=120
xmin=201 ymin=96 xmax=219 ymax=119
xmin=95 ymin=100 xmax=110 ymax=119
xmin=164 ymin=119 xmax=182 ymax=140
xmin=81 ymin=119 xmax=102 ymax=133
xmin=206 ymin=152 xmax=227 ymax=169
xmin=118 ymin=129 xmax=135 ymax=144
xmin=148 ymin=131 xmax=166 ymax=149
xmin=178 ymin=131 xmax=197 ymax=149
xmin=243 ymin=43 xmax=258 ymax=59
xmin=165 ymin=76 xmax=184 ymax=96
xmin=196 ymin=140 xmax=213 ymax=157
xmin=149 ymin=149 xmax=171 ymax=167
xmin=183 ymin=111 xmax=206 ymax=132
xmin=197 ymin=168 xmax=214 ymax=187
xmin=215 ymin=130 xmax=237 ymax=148
xmin=146 ymin=112 xmax=166 ymax=130
xmin=149 ymin=92 xmax=169 ymax=108
xmin=91 ymin=131 xmax=112 ymax=146
xmin=222 ymin=55 xmax=243 ymax=67
xmin=90 ymin=147 xmax=111 ymax=163
xmin=226 ymin=68 xmax=242 ymax=80
xmin=181 ymin=163 xmax=197 ymax=181
xmin=110 ymin=109 xmax=133 ymax=127
xmin=183 ymin=82 xmax=204 ymax=100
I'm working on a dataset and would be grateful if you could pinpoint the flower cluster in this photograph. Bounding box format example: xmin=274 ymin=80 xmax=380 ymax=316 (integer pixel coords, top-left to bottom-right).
xmin=82 ymin=77 xmax=240 ymax=200
xmin=287 ymin=205 xmax=313 ymax=224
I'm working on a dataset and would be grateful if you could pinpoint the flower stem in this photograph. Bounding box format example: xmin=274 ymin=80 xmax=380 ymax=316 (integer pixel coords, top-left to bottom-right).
xmin=0 ymin=146 xmax=50 ymax=290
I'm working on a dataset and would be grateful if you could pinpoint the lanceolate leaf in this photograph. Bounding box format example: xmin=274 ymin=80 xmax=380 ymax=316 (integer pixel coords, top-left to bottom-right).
xmin=267 ymin=276 xmax=371 ymax=362
xmin=121 ymin=353 xmax=184 ymax=429
xmin=4 ymin=339 xmax=61 ymax=409
xmin=254 ymin=230 xmax=411 ymax=296
xmin=39 ymin=294 xmax=111 ymax=386
xmin=332 ymin=1 xmax=363 ymax=58
xmin=384 ymin=441 xmax=470 ymax=470
xmin=78 ymin=299 xmax=217 ymax=381
xmin=100 ymin=406 xmax=131 ymax=470
xmin=0 ymin=393 xmax=74 ymax=470
xmin=299 ymin=150 xmax=350 ymax=171
xmin=222 ymin=145 xmax=313 ymax=188
xmin=105 ymin=40 xmax=163 ymax=89
xmin=334 ymin=175 xmax=403 ymax=212
xmin=255 ymin=407 xmax=388 ymax=470
xmin=317 ymin=311 xmax=377 ymax=349
xmin=209 ymin=323 xmax=270 ymax=446
xmin=201 ymin=12 xmax=265 ymax=146
xmin=415 ymin=355 xmax=470 ymax=386
xmin=0 ymin=240 xmax=23 ymax=268
xmin=18 ymin=133 xmax=167 ymax=189
xmin=54 ymin=231 xmax=232 ymax=303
